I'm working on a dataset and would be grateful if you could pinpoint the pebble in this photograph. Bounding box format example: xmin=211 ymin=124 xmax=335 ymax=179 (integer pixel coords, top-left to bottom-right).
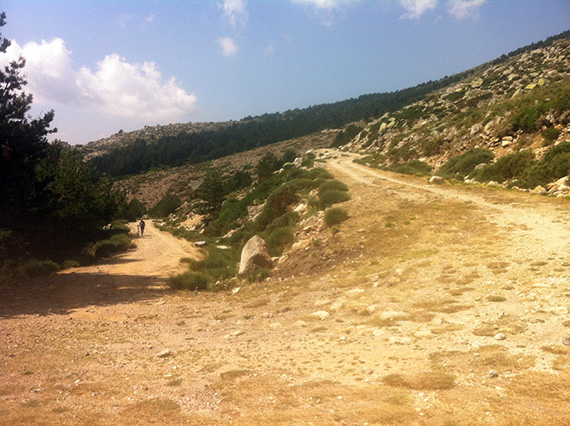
xmin=312 ymin=311 xmax=330 ymax=320
xmin=156 ymin=349 xmax=173 ymax=358
xmin=562 ymin=338 xmax=570 ymax=346
xmin=494 ymin=333 xmax=506 ymax=341
xmin=489 ymin=370 xmax=499 ymax=378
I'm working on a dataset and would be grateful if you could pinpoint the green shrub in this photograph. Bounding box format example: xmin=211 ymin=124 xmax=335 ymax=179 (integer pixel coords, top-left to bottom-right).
xmin=265 ymin=211 xmax=299 ymax=234
xmin=205 ymin=198 xmax=248 ymax=236
xmin=319 ymin=189 xmax=351 ymax=209
xmin=389 ymin=160 xmax=433 ymax=176
xmin=62 ymin=259 xmax=80 ymax=269
xmin=109 ymin=233 xmax=132 ymax=251
xmin=266 ymin=226 xmax=295 ymax=255
xmin=187 ymin=247 xmax=238 ymax=281
xmin=93 ymin=240 xmax=116 ymax=258
xmin=324 ymin=207 xmax=349 ymax=227
xmin=19 ymin=259 xmax=60 ymax=277
xmin=256 ymin=184 xmax=299 ymax=229
xmin=308 ymin=168 xmax=334 ymax=180
xmin=110 ymin=220 xmax=130 ymax=234
xmin=168 ymin=271 xmax=210 ymax=291
xmin=247 ymin=267 xmax=271 ymax=283
xmin=542 ymin=127 xmax=561 ymax=146
xmin=474 ymin=150 xmax=534 ymax=183
xmin=437 ymin=148 xmax=494 ymax=179
xmin=318 ymin=179 xmax=348 ymax=195
xmin=149 ymin=194 xmax=182 ymax=218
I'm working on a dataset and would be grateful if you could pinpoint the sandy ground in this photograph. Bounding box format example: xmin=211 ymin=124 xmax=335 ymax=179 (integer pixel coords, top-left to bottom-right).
xmin=2 ymin=155 xmax=570 ymax=425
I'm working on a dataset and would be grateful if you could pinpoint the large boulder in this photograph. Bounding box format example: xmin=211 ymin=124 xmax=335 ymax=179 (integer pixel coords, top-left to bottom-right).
xmin=238 ymin=236 xmax=272 ymax=276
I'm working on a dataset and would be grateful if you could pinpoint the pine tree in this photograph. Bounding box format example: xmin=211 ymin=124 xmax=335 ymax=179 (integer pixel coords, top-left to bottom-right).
xmin=0 ymin=12 xmax=56 ymax=218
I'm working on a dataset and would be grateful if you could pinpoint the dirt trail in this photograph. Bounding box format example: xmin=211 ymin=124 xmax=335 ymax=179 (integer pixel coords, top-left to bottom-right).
xmin=67 ymin=220 xmax=200 ymax=279
xmin=328 ymin=153 xmax=570 ymax=256
xmin=2 ymin=157 xmax=570 ymax=425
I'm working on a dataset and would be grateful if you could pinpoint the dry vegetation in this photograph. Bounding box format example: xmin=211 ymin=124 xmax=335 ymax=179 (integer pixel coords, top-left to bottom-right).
xmin=2 ymin=153 xmax=570 ymax=425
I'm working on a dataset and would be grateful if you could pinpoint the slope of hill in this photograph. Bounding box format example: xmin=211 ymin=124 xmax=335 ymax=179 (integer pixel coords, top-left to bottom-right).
xmin=343 ymin=36 xmax=570 ymax=170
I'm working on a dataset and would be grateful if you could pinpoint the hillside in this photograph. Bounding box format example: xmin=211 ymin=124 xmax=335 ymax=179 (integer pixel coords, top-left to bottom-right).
xmin=343 ymin=36 xmax=570 ymax=170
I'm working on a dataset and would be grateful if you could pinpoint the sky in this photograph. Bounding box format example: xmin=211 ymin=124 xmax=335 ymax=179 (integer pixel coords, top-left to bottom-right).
xmin=1 ymin=1 xmax=569 ymax=145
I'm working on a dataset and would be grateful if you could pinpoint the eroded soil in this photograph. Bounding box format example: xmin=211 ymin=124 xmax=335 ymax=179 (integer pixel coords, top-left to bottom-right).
xmin=2 ymin=154 xmax=570 ymax=425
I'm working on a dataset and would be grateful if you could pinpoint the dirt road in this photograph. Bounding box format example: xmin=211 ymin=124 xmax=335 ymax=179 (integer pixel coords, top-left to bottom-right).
xmin=2 ymin=158 xmax=570 ymax=425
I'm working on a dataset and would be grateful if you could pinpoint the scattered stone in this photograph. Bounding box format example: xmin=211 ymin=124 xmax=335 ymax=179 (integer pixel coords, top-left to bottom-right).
xmin=311 ymin=311 xmax=330 ymax=320
xmin=345 ymin=288 xmax=365 ymax=297
xmin=531 ymin=185 xmax=547 ymax=195
xmin=238 ymin=236 xmax=272 ymax=276
xmin=489 ymin=370 xmax=499 ymax=378
xmin=494 ymin=333 xmax=506 ymax=341
xmin=156 ymin=349 xmax=173 ymax=358
xmin=429 ymin=176 xmax=445 ymax=185
xmin=562 ymin=338 xmax=570 ymax=346
xmin=194 ymin=241 xmax=207 ymax=247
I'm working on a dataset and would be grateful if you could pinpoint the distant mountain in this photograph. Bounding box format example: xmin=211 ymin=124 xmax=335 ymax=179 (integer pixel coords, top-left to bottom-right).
xmin=84 ymin=30 xmax=570 ymax=179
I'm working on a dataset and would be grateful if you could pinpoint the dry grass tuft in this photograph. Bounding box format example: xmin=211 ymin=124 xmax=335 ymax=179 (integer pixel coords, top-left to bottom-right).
xmin=382 ymin=372 xmax=456 ymax=390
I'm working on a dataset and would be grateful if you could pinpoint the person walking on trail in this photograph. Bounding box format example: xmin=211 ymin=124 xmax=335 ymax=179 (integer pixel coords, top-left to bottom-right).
xmin=139 ymin=218 xmax=146 ymax=237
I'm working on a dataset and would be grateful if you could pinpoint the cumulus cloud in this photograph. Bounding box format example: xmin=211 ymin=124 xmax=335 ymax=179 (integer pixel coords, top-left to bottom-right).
xmin=222 ymin=0 xmax=249 ymax=28
xmin=218 ymin=37 xmax=239 ymax=57
xmin=398 ymin=0 xmax=438 ymax=19
xmin=2 ymin=38 xmax=198 ymax=121
xmin=447 ymin=0 xmax=486 ymax=19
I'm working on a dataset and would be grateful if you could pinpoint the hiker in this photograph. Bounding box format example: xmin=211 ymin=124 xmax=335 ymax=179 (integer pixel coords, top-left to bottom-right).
xmin=139 ymin=218 xmax=146 ymax=236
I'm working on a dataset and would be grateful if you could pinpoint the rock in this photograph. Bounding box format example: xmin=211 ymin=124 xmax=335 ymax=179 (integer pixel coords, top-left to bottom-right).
xmin=311 ymin=311 xmax=330 ymax=320
xmin=531 ymin=186 xmax=547 ymax=195
xmin=489 ymin=370 xmax=499 ymax=378
xmin=156 ymin=349 xmax=173 ymax=358
xmin=494 ymin=333 xmax=506 ymax=341
xmin=195 ymin=241 xmax=207 ymax=247
xmin=380 ymin=311 xmax=411 ymax=321
xmin=562 ymin=338 xmax=570 ymax=346
xmin=470 ymin=123 xmax=483 ymax=135
xmin=429 ymin=176 xmax=445 ymax=185
xmin=238 ymin=236 xmax=272 ymax=275
xmin=345 ymin=288 xmax=365 ymax=297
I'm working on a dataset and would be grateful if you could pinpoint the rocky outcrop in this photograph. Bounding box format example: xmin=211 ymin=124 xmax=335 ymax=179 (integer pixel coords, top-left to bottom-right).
xmin=238 ymin=236 xmax=272 ymax=275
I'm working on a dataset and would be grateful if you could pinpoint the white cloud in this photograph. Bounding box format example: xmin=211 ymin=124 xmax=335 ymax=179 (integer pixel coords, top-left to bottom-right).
xmin=398 ymin=0 xmax=438 ymax=19
xmin=222 ymin=0 xmax=249 ymax=28
xmin=291 ymin=0 xmax=358 ymax=10
xmin=2 ymin=38 xmax=198 ymax=122
xmin=218 ymin=37 xmax=239 ymax=57
xmin=145 ymin=14 xmax=156 ymax=23
xmin=447 ymin=0 xmax=485 ymax=19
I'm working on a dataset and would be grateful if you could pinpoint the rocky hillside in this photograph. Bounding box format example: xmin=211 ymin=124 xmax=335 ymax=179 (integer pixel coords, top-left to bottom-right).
xmin=79 ymin=121 xmax=229 ymax=158
xmin=342 ymin=36 xmax=570 ymax=169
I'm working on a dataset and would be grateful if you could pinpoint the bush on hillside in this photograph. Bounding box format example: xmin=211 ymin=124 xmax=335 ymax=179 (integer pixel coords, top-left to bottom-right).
xmin=318 ymin=179 xmax=349 ymax=195
xmin=473 ymin=150 xmax=534 ymax=184
xmin=437 ymin=148 xmax=494 ymax=179
xmin=168 ymin=271 xmax=210 ymax=291
xmin=18 ymin=259 xmax=60 ymax=278
xmin=324 ymin=207 xmax=349 ymax=227
xmin=256 ymin=184 xmax=299 ymax=229
xmin=319 ymin=189 xmax=351 ymax=209
xmin=149 ymin=194 xmax=181 ymax=218
xmin=389 ymin=160 xmax=433 ymax=176
xmin=266 ymin=226 xmax=295 ymax=255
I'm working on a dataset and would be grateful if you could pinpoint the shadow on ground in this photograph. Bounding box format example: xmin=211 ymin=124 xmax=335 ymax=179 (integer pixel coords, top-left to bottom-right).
xmin=0 ymin=259 xmax=171 ymax=318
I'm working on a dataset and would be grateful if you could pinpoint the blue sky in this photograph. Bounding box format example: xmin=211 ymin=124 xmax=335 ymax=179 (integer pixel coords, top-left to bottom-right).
xmin=2 ymin=0 xmax=569 ymax=144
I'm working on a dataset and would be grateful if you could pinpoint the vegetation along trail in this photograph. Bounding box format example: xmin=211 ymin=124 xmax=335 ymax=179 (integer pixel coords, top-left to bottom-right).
xmin=2 ymin=156 xmax=570 ymax=425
